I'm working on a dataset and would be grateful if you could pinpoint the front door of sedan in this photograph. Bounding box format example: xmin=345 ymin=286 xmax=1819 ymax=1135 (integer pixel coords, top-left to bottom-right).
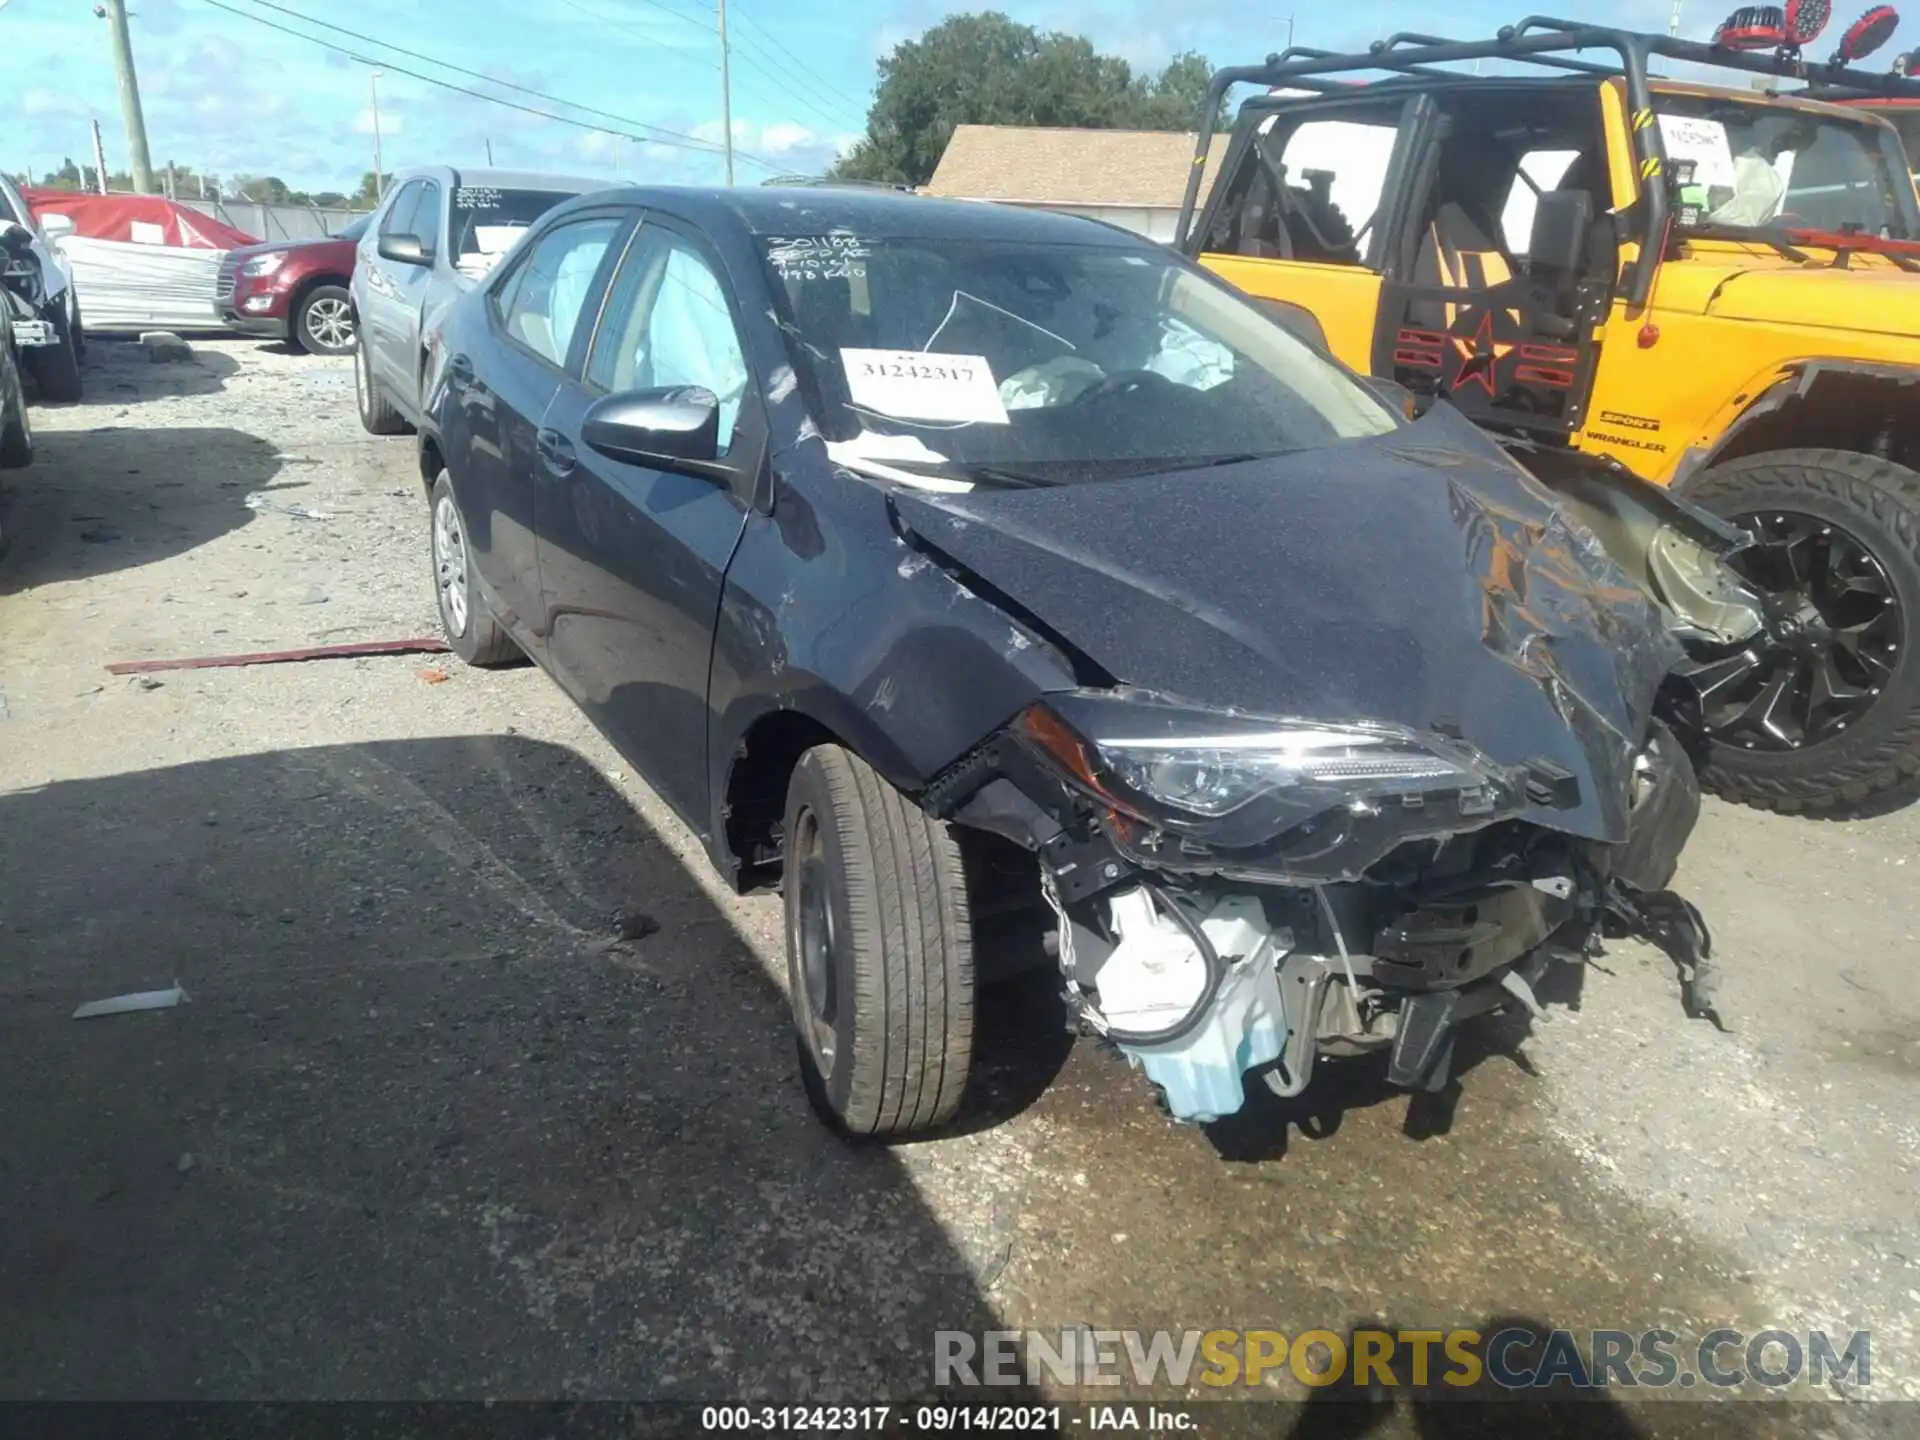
xmin=444 ymin=210 xmax=630 ymax=640
xmin=534 ymin=217 xmax=762 ymax=833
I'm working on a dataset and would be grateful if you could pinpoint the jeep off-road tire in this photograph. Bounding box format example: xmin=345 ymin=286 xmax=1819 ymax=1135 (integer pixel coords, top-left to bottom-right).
xmin=1682 ymin=448 xmax=1920 ymax=814
xmin=783 ymin=744 xmax=975 ymax=1138
xmin=428 ymin=472 xmax=519 ymax=667
xmin=355 ymin=331 xmax=407 ymax=435
xmin=27 ymin=306 xmax=81 ymax=403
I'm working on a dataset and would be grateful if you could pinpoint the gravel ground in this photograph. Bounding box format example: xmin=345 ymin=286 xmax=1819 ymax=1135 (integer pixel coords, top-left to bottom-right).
xmin=1 ymin=338 xmax=1915 ymax=1435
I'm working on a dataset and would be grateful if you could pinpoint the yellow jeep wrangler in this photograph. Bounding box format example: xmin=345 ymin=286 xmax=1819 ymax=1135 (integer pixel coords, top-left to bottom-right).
xmin=1177 ymin=12 xmax=1920 ymax=814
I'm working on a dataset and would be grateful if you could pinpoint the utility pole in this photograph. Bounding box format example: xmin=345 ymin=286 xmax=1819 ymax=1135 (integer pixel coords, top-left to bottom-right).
xmin=485 ymin=137 xmax=495 ymax=165
xmin=90 ymin=119 xmax=110 ymax=194
xmin=1283 ymin=14 xmax=1294 ymax=49
xmin=102 ymin=0 xmax=155 ymax=192
xmin=717 ymin=0 xmax=735 ymax=186
xmin=1669 ymin=0 xmax=1683 ymax=36
xmin=369 ymin=69 xmax=386 ymax=199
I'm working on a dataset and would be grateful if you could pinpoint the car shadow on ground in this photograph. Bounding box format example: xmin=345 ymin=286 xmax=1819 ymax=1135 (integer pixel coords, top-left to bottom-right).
xmin=1268 ymin=1318 xmax=1823 ymax=1440
xmin=57 ymin=341 xmax=241 ymax=406
xmin=0 ymin=736 xmax=1016 ymax=1400
xmin=0 ymin=425 xmax=285 ymax=593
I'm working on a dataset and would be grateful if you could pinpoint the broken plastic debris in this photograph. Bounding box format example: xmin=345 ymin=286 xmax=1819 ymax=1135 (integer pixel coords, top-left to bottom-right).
xmin=418 ymin=667 xmax=451 ymax=685
xmin=73 ymin=983 xmax=188 ymax=1019
xmin=244 ymin=492 xmax=334 ymax=521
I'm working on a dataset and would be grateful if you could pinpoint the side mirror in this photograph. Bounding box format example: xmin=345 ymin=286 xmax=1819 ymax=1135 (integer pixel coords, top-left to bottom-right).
xmin=1528 ymin=190 xmax=1593 ymax=279
xmin=38 ymin=213 xmax=74 ymax=242
xmin=582 ymin=387 xmax=721 ymax=467
xmin=378 ymin=233 xmax=431 ymax=266
xmin=0 ymin=222 xmax=35 ymax=258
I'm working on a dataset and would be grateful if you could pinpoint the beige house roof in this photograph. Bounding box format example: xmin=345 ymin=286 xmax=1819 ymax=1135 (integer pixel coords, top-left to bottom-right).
xmin=924 ymin=125 xmax=1228 ymax=210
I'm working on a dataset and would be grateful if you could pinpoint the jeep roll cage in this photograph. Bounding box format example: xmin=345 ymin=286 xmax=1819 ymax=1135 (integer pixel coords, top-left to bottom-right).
xmin=1176 ymin=13 xmax=1920 ymax=306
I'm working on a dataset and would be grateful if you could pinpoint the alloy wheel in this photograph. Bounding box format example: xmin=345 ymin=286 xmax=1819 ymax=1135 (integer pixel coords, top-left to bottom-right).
xmin=432 ymin=493 xmax=471 ymax=637
xmin=304 ymin=296 xmax=354 ymax=351
xmin=1674 ymin=511 xmax=1903 ymax=751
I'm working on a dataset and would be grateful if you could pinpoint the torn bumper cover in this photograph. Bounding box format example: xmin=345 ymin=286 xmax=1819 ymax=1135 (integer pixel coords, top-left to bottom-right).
xmin=906 ymin=420 xmax=1724 ymax=1123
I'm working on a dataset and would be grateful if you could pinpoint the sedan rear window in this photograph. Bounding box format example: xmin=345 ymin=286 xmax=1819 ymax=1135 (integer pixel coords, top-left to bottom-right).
xmin=759 ymin=235 xmax=1396 ymax=486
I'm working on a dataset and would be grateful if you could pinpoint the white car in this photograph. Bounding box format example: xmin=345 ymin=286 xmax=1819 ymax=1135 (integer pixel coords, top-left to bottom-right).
xmin=0 ymin=173 xmax=84 ymax=401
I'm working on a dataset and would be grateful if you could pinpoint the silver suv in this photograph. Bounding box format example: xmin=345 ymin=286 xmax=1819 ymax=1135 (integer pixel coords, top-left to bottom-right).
xmin=350 ymin=165 xmax=598 ymax=434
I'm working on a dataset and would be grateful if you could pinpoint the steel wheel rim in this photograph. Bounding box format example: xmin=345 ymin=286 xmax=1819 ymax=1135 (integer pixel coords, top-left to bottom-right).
xmin=432 ymin=494 xmax=471 ymax=636
xmin=1675 ymin=510 xmax=1904 ymax=752
xmin=305 ymin=296 xmax=353 ymax=350
xmin=789 ymin=806 xmax=839 ymax=1077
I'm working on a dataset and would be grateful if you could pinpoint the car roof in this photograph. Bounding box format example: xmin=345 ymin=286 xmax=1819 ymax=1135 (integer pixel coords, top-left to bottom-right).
xmin=390 ymin=164 xmax=602 ymax=194
xmin=573 ymin=184 xmax=1157 ymax=247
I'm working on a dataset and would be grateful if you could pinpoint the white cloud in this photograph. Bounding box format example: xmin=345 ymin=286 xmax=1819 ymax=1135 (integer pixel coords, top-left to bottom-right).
xmin=761 ymin=121 xmax=817 ymax=155
xmin=354 ymin=106 xmax=401 ymax=136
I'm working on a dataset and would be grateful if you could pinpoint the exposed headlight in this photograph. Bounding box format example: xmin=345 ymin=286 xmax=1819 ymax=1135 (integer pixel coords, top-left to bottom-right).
xmin=240 ymin=252 xmax=287 ymax=277
xmin=1018 ymin=691 xmax=1515 ymax=853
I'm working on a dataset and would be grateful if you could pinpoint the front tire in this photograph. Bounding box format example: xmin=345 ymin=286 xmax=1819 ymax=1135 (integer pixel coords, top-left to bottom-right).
xmin=294 ymin=284 xmax=356 ymax=356
xmin=429 ymin=472 xmax=519 ymax=667
xmin=27 ymin=306 xmax=81 ymax=403
xmin=1678 ymin=448 xmax=1919 ymax=814
xmin=783 ymin=745 xmax=975 ymax=1138
xmin=355 ymin=330 xmax=407 ymax=435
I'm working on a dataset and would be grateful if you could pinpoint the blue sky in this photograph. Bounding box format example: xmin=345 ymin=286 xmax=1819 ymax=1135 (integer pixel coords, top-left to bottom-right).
xmin=1 ymin=0 xmax=1913 ymax=194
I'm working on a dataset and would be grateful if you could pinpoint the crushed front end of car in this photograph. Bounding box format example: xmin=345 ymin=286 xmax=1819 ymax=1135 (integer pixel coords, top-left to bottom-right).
xmin=905 ymin=423 xmax=1724 ymax=1123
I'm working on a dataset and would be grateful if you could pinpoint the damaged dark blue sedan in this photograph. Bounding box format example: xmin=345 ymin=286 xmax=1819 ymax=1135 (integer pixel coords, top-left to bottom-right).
xmin=419 ymin=186 xmax=1738 ymax=1135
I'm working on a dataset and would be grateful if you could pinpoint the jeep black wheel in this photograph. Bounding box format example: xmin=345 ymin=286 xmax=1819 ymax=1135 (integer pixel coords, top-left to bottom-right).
xmin=1677 ymin=448 xmax=1920 ymax=814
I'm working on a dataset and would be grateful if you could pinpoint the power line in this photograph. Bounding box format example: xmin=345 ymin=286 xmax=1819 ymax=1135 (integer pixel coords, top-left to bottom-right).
xmin=729 ymin=7 xmax=868 ymax=126
xmin=195 ymin=0 xmax=780 ymax=170
xmin=547 ymin=0 xmax=717 ymax=71
xmin=726 ymin=19 xmax=869 ymax=134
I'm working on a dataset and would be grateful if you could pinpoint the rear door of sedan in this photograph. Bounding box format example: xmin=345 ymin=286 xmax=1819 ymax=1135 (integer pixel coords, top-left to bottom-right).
xmin=444 ymin=206 xmax=632 ymax=640
xmin=533 ymin=212 xmax=765 ymax=833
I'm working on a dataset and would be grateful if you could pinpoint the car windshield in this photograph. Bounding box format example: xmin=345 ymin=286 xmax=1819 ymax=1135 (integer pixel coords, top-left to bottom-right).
xmin=335 ymin=215 xmax=370 ymax=243
xmin=1878 ymin=108 xmax=1920 ymax=177
xmin=449 ymin=186 xmax=579 ymax=273
xmin=759 ymin=235 xmax=1398 ymax=487
xmin=1655 ymin=95 xmax=1917 ymax=240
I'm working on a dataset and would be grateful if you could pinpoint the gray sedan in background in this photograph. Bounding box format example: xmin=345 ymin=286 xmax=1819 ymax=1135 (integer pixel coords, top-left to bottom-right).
xmin=350 ymin=165 xmax=598 ymax=434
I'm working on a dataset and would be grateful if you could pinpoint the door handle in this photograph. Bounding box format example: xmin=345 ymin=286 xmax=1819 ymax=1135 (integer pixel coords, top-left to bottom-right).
xmin=536 ymin=428 xmax=576 ymax=477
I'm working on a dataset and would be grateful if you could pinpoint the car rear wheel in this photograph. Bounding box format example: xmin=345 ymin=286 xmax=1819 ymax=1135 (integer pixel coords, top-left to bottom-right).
xmin=355 ymin=331 xmax=407 ymax=435
xmin=783 ymin=744 xmax=975 ymax=1138
xmin=428 ymin=472 xmax=519 ymax=667
xmin=295 ymin=284 xmax=355 ymax=356
xmin=27 ymin=306 xmax=81 ymax=403
xmin=0 ymin=362 xmax=31 ymax=468
xmin=1676 ymin=448 xmax=1920 ymax=814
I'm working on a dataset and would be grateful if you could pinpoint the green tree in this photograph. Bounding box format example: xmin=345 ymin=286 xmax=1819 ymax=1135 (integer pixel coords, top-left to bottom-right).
xmin=37 ymin=157 xmax=86 ymax=191
xmin=831 ymin=13 xmax=1218 ymax=186
xmin=353 ymin=171 xmax=391 ymax=204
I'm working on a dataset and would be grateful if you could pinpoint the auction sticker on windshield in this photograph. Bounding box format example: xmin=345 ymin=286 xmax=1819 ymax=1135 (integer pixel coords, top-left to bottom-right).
xmin=841 ymin=349 xmax=1010 ymax=426
xmin=1656 ymin=114 xmax=1737 ymax=193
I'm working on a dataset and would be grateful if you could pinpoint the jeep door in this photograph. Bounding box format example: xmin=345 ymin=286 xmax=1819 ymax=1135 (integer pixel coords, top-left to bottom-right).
xmin=1192 ymin=93 xmax=1430 ymax=367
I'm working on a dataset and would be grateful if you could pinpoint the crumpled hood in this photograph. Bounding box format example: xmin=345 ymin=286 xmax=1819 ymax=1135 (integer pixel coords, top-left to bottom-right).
xmin=1705 ymin=264 xmax=1920 ymax=337
xmin=890 ymin=415 xmax=1684 ymax=843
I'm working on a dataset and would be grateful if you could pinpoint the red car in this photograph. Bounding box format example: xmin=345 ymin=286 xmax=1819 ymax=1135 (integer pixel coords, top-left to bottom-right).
xmin=215 ymin=215 xmax=368 ymax=356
